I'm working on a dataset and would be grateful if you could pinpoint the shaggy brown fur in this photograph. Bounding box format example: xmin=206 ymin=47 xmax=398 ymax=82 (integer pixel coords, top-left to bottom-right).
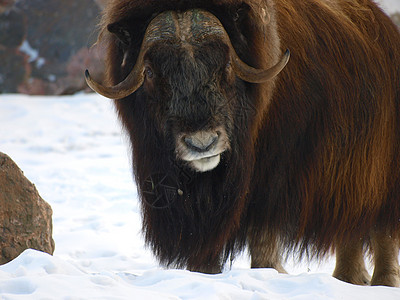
xmin=96 ymin=0 xmax=400 ymax=286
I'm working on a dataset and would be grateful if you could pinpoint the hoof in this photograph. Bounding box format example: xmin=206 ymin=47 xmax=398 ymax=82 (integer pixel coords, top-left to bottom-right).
xmin=371 ymin=267 xmax=400 ymax=287
xmin=333 ymin=269 xmax=371 ymax=286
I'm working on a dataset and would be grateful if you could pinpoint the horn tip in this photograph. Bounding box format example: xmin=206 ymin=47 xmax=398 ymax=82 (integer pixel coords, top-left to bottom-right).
xmin=284 ymin=49 xmax=290 ymax=60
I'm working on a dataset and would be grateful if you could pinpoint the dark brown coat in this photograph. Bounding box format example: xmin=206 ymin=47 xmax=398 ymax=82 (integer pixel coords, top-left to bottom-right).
xmin=95 ymin=0 xmax=400 ymax=285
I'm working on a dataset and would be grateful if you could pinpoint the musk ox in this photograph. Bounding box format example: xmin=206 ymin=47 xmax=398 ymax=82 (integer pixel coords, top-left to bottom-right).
xmin=86 ymin=0 xmax=400 ymax=286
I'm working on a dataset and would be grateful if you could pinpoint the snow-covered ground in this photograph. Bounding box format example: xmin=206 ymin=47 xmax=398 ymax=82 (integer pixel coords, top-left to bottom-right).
xmin=1 ymin=93 xmax=399 ymax=300
xmin=0 ymin=1 xmax=399 ymax=299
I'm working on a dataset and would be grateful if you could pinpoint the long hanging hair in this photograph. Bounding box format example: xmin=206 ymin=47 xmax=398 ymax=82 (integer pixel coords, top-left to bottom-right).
xmin=98 ymin=0 xmax=400 ymax=269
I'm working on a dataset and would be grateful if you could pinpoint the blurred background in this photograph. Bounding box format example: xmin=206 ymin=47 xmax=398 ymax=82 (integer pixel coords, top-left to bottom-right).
xmin=0 ymin=0 xmax=107 ymax=95
xmin=0 ymin=0 xmax=399 ymax=96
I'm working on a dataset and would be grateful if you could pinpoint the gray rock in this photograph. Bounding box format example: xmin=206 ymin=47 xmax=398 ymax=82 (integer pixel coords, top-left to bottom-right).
xmin=0 ymin=48 xmax=29 ymax=94
xmin=0 ymin=8 xmax=26 ymax=48
xmin=0 ymin=152 xmax=55 ymax=264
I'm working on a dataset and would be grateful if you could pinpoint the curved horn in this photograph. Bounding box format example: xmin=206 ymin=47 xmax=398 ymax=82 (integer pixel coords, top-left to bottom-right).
xmin=231 ymin=49 xmax=290 ymax=83
xmin=85 ymin=40 xmax=146 ymax=99
xmin=216 ymin=23 xmax=289 ymax=82
xmin=86 ymin=9 xmax=290 ymax=99
xmin=193 ymin=9 xmax=290 ymax=83
xmin=85 ymin=11 xmax=178 ymax=100
xmin=85 ymin=64 xmax=145 ymax=100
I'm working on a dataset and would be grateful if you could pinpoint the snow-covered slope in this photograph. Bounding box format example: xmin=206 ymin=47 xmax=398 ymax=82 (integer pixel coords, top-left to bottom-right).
xmin=1 ymin=93 xmax=400 ymax=299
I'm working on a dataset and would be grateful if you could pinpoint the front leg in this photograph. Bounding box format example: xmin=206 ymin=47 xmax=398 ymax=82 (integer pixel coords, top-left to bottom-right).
xmin=333 ymin=239 xmax=371 ymax=285
xmin=370 ymin=228 xmax=400 ymax=287
xmin=187 ymin=255 xmax=222 ymax=274
xmin=187 ymin=263 xmax=222 ymax=274
xmin=249 ymin=231 xmax=287 ymax=273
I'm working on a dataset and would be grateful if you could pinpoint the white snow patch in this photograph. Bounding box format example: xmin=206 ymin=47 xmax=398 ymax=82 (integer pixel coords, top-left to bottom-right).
xmin=19 ymin=40 xmax=39 ymax=63
xmin=18 ymin=40 xmax=46 ymax=67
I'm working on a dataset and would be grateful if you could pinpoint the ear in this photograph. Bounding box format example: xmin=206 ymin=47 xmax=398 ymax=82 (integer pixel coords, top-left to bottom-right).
xmin=107 ymin=21 xmax=132 ymax=46
xmin=243 ymin=0 xmax=271 ymax=27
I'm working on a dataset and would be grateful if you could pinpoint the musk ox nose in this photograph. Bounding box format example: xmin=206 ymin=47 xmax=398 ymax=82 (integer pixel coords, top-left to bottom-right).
xmin=177 ymin=127 xmax=229 ymax=172
xmin=183 ymin=131 xmax=219 ymax=153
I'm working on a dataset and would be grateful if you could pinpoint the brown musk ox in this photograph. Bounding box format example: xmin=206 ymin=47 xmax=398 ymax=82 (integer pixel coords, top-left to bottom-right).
xmin=85 ymin=0 xmax=400 ymax=286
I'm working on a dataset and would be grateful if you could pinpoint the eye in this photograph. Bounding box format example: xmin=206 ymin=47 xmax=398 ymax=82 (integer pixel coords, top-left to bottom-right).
xmin=145 ymin=66 xmax=154 ymax=79
xmin=225 ymin=61 xmax=233 ymax=73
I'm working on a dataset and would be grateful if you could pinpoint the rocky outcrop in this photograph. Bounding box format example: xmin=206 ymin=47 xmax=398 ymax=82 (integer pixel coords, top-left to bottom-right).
xmin=0 ymin=0 xmax=103 ymax=94
xmin=0 ymin=153 xmax=55 ymax=264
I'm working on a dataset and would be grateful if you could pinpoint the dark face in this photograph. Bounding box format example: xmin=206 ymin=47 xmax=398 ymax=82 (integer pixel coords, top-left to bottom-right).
xmin=142 ymin=39 xmax=235 ymax=172
xmin=86 ymin=9 xmax=289 ymax=174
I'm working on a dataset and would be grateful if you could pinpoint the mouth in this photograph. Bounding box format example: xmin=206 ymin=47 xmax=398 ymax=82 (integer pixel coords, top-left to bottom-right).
xmin=175 ymin=127 xmax=229 ymax=172
xmin=186 ymin=153 xmax=222 ymax=172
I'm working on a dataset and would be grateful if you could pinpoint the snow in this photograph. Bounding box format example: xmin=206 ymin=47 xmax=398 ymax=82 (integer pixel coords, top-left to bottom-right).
xmin=376 ymin=0 xmax=400 ymax=14
xmin=19 ymin=40 xmax=46 ymax=68
xmin=19 ymin=40 xmax=39 ymax=62
xmin=1 ymin=93 xmax=399 ymax=300
xmin=0 ymin=1 xmax=399 ymax=298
